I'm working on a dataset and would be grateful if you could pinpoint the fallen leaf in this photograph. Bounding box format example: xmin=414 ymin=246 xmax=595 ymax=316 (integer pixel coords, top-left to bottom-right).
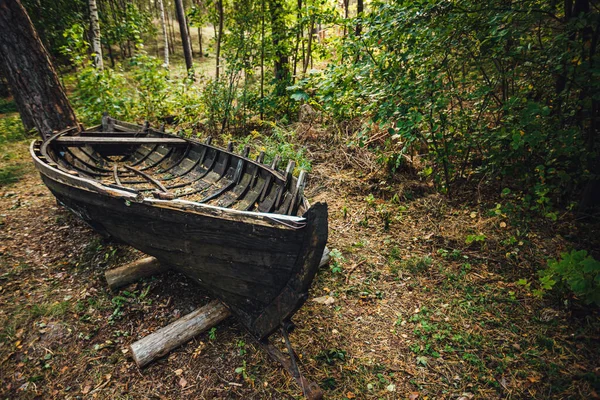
xmin=386 ymin=383 xmax=395 ymax=392
xmin=409 ymin=392 xmax=419 ymax=400
xmin=312 ymin=295 xmax=335 ymax=305
xmin=82 ymin=384 xmax=91 ymax=394
xmin=346 ymin=391 xmax=356 ymax=399
xmin=179 ymin=377 xmax=187 ymax=388
xmin=174 ymin=369 xmax=183 ymax=376
xmin=500 ymin=222 xmax=507 ymax=228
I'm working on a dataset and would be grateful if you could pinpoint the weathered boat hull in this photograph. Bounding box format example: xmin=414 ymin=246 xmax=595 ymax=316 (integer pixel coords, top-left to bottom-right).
xmin=30 ymin=119 xmax=328 ymax=340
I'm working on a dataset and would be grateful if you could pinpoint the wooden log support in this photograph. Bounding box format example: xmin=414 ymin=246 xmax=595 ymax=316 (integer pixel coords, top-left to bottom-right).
xmin=107 ymin=247 xmax=331 ymax=396
xmin=105 ymin=256 xmax=169 ymax=290
xmin=130 ymin=300 xmax=232 ymax=368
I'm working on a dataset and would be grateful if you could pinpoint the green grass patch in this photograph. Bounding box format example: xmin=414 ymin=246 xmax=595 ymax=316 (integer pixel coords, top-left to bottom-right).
xmin=0 ymin=164 xmax=25 ymax=187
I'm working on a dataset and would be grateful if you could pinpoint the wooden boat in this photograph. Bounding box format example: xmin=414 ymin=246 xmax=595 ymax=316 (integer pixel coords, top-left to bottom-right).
xmin=30 ymin=116 xmax=328 ymax=340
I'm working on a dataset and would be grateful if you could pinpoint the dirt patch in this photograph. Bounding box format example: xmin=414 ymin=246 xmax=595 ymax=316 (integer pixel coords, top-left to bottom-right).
xmin=1 ymin=134 xmax=599 ymax=399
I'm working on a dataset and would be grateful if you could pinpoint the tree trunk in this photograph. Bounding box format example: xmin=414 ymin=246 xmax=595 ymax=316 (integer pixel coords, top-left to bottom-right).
xmin=269 ymin=0 xmax=290 ymax=95
xmin=260 ymin=0 xmax=265 ymax=113
xmin=185 ymin=13 xmax=194 ymax=57
xmin=158 ymin=0 xmax=169 ymax=66
xmin=166 ymin=9 xmax=176 ymax=55
xmin=175 ymin=0 xmax=194 ymax=77
xmin=198 ymin=26 xmax=202 ymax=57
xmin=303 ymin=18 xmax=313 ymax=74
xmin=215 ymin=0 xmax=223 ymax=80
xmin=0 ymin=0 xmax=78 ymax=140
xmin=355 ymin=0 xmax=363 ymax=37
xmin=88 ymin=0 xmax=104 ymax=69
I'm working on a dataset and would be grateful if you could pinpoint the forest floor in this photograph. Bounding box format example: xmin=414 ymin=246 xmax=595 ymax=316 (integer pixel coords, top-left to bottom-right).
xmin=1 ymin=112 xmax=600 ymax=400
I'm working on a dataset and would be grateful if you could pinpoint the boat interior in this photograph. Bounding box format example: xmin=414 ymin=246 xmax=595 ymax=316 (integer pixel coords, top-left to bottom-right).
xmin=34 ymin=118 xmax=308 ymax=217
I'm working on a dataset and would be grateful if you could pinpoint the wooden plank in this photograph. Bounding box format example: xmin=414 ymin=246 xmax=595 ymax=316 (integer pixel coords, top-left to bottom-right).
xmin=54 ymin=136 xmax=187 ymax=146
xmin=123 ymin=165 xmax=169 ymax=192
xmin=130 ymin=300 xmax=231 ymax=368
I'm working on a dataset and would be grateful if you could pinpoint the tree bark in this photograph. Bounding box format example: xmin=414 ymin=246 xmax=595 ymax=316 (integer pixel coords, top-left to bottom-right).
xmin=215 ymin=0 xmax=224 ymax=80
xmin=158 ymin=0 xmax=169 ymax=66
xmin=174 ymin=0 xmax=194 ymax=77
xmin=198 ymin=26 xmax=202 ymax=57
xmin=269 ymin=0 xmax=290 ymax=95
xmin=355 ymin=0 xmax=363 ymax=37
xmin=0 ymin=0 xmax=78 ymax=139
xmin=88 ymin=0 xmax=104 ymax=69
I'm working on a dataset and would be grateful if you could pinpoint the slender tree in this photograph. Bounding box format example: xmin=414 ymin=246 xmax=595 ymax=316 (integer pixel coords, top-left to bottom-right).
xmin=0 ymin=0 xmax=78 ymax=139
xmin=355 ymin=0 xmax=363 ymax=36
xmin=88 ymin=0 xmax=103 ymax=69
xmin=174 ymin=0 xmax=194 ymax=77
xmin=158 ymin=0 xmax=169 ymax=66
xmin=215 ymin=0 xmax=223 ymax=80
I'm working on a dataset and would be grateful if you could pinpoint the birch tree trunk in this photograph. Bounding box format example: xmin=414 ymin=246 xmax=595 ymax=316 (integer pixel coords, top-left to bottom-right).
xmin=88 ymin=0 xmax=104 ymax=69
xmin=0 ymin=0 xmax=79 ymax=139
xmin=158 ymin=0 xmax=169 ymax=66
xmin=215 ymin=0 xmax=224 ymax=80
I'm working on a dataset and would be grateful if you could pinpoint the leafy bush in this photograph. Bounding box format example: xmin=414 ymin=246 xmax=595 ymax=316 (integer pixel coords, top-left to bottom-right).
xmin=539 ymin=250 xmax=600 ymax=306
xmin=302 ymin=0 xmax=599 ymax=207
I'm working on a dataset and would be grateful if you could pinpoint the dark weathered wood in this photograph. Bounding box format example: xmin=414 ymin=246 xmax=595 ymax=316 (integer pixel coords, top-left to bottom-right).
xmin=105 ymin=256 xmax=169 ymax=289
xmin=0 ymin=0 xmax=78 ymax=139
xmin=130 ymin=300 xmax=231 ymax=368
xmin=174 ymin=0 xmax=194 ymax=77
xmin=54 ymin=137 xmax=187 ymax=146
xmin=123 ymin=165 xmax=169 ymax=192
xmin=31 ymin=118 xmax=329 ymax=340
xmin=259 ymin=339 xmax=323 ymax=400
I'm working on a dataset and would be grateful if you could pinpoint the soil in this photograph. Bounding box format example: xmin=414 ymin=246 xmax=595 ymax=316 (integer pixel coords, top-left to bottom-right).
xmin=1 ymin=130 xmax=599 ymax=399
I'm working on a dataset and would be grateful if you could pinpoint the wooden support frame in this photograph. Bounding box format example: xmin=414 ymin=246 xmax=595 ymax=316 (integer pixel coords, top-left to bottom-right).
xmin=104 ymin=247 xmax=330 ymax=399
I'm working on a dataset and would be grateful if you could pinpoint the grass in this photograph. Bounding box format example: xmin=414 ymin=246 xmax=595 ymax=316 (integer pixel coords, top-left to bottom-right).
xmin=0 ymin=113 xmax=33 ymax=188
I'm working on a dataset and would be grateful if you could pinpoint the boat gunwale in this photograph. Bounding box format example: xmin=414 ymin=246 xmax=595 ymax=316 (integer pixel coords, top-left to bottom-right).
xmin=30 ymin=139 xmax=308 ymax=227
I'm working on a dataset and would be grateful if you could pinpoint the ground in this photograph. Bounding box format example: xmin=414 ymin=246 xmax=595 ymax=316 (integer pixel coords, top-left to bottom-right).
xmin=1 ymin=119 xmax=600 ymax=399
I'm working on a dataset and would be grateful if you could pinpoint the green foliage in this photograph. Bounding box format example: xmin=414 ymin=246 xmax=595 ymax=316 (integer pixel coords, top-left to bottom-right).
xmin=304 ymin=0 xmax=600 ymax=206
xmin=328 ymin=248 xmax=344 ymax=274
xmin=208 ymin=327 xmax=217 ymax=340
xmin=0 ymin=98 xmax=17 ymax=114
xmin=21 ymin=0 xmax=87 ymax=61
xmin=315 ymin=348 xmax=346 ymax=365
xmin=0 ymin=115 xmax=28 ymax=144
xmin=539 ymin=250 xmax=600 ymax=306
xmin=70 ymin=66 xmax=134 ymax=124
xmin=60 ymin=24 xmax=90 ymax=67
